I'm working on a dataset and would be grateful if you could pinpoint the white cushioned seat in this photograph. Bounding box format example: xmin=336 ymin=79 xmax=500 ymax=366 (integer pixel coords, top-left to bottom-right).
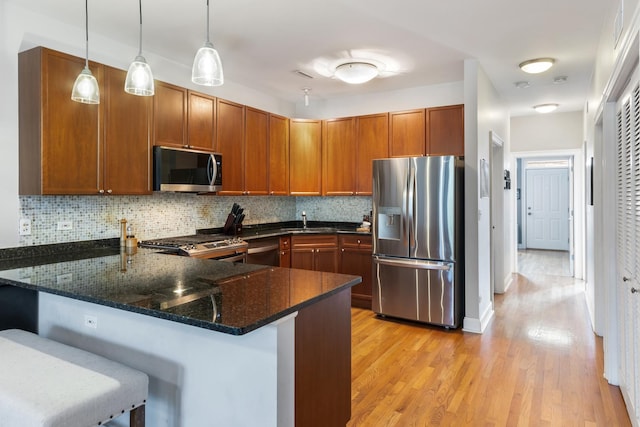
xmin=0 ymin=329 xmax=148 ymax=427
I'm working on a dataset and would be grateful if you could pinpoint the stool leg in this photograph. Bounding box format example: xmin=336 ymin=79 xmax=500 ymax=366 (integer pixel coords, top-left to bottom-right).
xmin=130 ymin=405 xmax=145 ymax=427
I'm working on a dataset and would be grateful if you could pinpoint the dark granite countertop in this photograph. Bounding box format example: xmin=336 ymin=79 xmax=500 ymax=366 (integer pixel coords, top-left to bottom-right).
xmin=0 ymin=242 xmax=361 ymax=336
xmin=198 ymin=221 xmax=372 ymax=241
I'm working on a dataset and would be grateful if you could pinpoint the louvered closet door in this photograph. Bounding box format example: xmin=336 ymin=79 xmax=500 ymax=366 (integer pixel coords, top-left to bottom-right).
xmin=615 ymin=72 xmax=640 ymax=421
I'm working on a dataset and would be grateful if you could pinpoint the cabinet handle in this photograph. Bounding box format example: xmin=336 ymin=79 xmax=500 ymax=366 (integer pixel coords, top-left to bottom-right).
xmin=270 ymin=191 xmax=274 ymax=195
xmin=98 ymin=189 xmax=104 ymax=194
xmin=107 ymin=189 xmax=112 ymax=194
xmin=341 ymin=248 xmax=344 ymax=252
xmin=357 ymin=239 xmax=361 ymax=244
xmin=623 ymin=277 xmax=631 ymax=282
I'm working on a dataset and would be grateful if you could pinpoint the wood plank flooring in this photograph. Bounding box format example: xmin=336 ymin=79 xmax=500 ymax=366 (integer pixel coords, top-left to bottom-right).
xmin=348 ymin=250 xmax=630 ymax=426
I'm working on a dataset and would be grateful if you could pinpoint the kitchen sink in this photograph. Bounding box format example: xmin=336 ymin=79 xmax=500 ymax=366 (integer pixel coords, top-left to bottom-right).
xmin=280 ymin=227 xmax=337 ymax=234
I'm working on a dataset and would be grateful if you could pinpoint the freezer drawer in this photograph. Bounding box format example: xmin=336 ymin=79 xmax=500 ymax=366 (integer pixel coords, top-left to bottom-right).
xmin=373 ymin=256 xmax=459 ymax=328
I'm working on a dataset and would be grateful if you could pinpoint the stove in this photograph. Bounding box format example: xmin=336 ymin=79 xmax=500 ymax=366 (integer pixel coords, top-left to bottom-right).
xmin=139 ymin=234 xmax=248 ymax=260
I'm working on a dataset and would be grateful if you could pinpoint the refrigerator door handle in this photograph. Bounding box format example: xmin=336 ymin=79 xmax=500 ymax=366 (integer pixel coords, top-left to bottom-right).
xmin=407 ymin=159 xmax=416 ymax=250
xmin=373 ymin=256 xmax=451 ymax=271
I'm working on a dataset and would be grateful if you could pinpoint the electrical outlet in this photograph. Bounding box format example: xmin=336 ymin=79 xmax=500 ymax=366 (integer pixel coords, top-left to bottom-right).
xmin=19 ymin=218 xmax=31 ymax=236
xmin=57 ymin=221 xmax=73 ymax=231
xmin=84 ymin=315 xmax=98 ymax=329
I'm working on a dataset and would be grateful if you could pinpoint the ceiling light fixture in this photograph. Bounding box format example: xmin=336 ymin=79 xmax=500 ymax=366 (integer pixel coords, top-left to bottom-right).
xmin=125 ymin=0 xmax=154 ymax=96
xmin=303 ymin=88 xmax=311 ymax=107
xmin=192 ymin=0 xmax=224 ymax=86
xmin=334 ymin=62 xmax=378 ymax=84
xmin=519 ymin=58 xmax=555 ymax=74
xmin=533 ymin=103 xmax=559 ymax=113
xmin=71 ymin=0 xmax=99 ymax=104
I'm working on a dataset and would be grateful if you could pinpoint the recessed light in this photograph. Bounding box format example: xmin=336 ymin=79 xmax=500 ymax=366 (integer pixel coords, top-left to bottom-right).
xmin=519 ymin=58 xmax=555 ymax=74
xmin=533 ymin=103 xmax=559 ymax=113
xmin=515 ymin=81 xmax=531 ymax=89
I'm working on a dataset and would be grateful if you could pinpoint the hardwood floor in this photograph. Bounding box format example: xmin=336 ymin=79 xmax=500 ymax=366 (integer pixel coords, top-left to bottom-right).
xmin=348 ymin=251 xmax=630 ymax=426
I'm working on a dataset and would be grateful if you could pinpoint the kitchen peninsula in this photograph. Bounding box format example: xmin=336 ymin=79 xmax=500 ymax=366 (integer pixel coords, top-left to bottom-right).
xmin=0 ymin=243 xmax=360 ymax=427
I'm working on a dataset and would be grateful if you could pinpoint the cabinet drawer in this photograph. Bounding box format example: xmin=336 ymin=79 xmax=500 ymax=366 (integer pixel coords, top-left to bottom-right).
xmin=339 ymin=234 xmax=372 ymax=249
xmin=291 ymin=235 xmax=338 ymax=249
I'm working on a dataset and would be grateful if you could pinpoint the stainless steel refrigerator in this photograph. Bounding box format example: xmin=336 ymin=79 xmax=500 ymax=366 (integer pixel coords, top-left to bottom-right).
xmin=372 ymin=156 xmax=464 ymax=328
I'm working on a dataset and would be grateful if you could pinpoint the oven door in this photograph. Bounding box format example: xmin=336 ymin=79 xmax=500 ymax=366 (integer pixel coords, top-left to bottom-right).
xmin=190 ymin=248 xmax=247 ymax=263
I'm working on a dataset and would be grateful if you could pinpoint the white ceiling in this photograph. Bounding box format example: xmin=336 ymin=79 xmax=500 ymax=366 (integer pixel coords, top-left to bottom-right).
xmin=14 ymin=0 xmax=615 ymax=117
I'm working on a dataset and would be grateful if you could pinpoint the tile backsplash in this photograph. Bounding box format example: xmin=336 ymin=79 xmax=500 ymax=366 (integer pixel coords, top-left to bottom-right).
xmin=18 ymin=194 xmax=371 ymax=246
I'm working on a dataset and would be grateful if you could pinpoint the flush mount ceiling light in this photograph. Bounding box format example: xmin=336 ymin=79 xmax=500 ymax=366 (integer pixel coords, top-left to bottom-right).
xmin=533 ymin=103 xmax=559 ymax=113
xmin=125 ymin=0 xmax=154 ymax=96
xmin=334 ymin=62 xmax=379 ymax=84
xmin=519 ymin=58 xmax=555 ymax=74
xmin=71 ymin=0 xmax=99 ymax=104
xmin=192 ymin=0 xmax=224 ymax=86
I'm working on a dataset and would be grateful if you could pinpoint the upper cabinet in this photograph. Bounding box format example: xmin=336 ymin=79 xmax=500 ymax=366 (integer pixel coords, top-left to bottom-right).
xmin=269 ymin=114 xmax=290 ymax=196
xmin=187 ymin=91 xmax=216 ymax=150
xmin=153 ymin=81 xmax=187 ymax=148
xmin=244 ymin=107 xmax=269 ymax=195
xmin=216 ymin=98 xmax=246 ymax=195
xmin=389 ymin=109 xmax=426 ymax=157
xmin=426 ymin=104 xmax=464 ymax=156
xmin=290 ymin=119 xmax=322 ymax=196
xmin=355 ymin=113 xmax=389 ymax=195
xmin=19 ymin=47 xmax=151 ymax=195
xmin=323 ymin=117 xmax=356 ymax=196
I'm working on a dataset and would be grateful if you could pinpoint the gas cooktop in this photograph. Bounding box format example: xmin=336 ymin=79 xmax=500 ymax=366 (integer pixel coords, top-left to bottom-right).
xmin=139 ymin=234 xmax=247 ymax=258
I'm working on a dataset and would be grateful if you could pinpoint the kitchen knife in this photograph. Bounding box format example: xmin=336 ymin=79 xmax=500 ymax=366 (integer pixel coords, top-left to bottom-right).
xmin=235 ymin=213 xmax=245 ymax=224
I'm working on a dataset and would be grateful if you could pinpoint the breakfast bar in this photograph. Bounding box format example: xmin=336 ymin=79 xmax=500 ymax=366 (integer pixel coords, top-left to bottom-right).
xmin=0 ymin=244 xmax=360 ymax=426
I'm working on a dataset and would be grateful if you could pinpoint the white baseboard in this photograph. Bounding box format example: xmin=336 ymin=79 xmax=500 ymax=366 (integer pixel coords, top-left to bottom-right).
xmin=462 ymin=305 xmax=495 ymax=334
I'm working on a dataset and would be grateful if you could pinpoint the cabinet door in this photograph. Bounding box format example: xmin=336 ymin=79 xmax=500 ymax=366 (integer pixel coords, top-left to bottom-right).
xmin=290 ymin=119 xmax=322 ymax=196
xmin=291 ymin=247 xmax=315 ymax=270
xmin=216 ymin=99 xmax=245 ymax=195
xmin=187 ymin=91 xmax=216 ymax=150
xmin=245 ymin=107 xmax=269 ymax=195
xmin=426 ymin=104 xmax=464 ymax=156
xmin=269 ymin=114 xmax=290 ymax=195
xmin=389 ymin=109 xmax=425 ymax=157
xmin=315 ymin=247 xmax=339 ymax=273
xmin=356 ymin=113 xmax=389 ymax=195
xmin=103 ymin=66 xmax=151 ymax=195
xmin=32 ymin=48 xmax=103 ymax=194
xmin=153 ymin=81 xmax=187 ymax=148
xmin=339 ymin=235 xmax=373 ymax=309
xmin=323 ymin=117 xmax=356 ymax=196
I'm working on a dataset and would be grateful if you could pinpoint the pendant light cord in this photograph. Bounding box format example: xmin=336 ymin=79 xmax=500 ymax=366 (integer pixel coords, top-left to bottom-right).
xmin=84 ymin=0 xmax=89 ymax=68
xmin=138 ymin=0 xmax=143 ymax=56
xmin=206 ymin=0 xmax=210 ymax=44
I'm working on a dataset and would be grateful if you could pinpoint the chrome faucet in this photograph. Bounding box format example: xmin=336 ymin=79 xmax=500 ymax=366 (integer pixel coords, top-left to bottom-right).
xmin=302 ymin=211 xmax=307 ymax=229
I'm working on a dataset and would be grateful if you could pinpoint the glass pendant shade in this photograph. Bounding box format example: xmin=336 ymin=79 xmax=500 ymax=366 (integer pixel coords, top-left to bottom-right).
xmin=192 ymin=42 xmax=224 ymax=86
xmin=71 ymin=0 xmax=99 ymax=104
xmin=125 ymin=55 xmax=155 ymax=96
xmin=71 ymin=67 xmax=100 ymax=104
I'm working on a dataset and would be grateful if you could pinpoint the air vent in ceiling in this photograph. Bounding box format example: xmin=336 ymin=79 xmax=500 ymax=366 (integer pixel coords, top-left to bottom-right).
xmin=293 ymin=70 xmax=314 ymax=79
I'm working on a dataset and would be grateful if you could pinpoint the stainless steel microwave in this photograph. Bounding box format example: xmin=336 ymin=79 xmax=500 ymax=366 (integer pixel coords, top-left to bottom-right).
xmin=153 ymin=146 xmax=222 ymax=193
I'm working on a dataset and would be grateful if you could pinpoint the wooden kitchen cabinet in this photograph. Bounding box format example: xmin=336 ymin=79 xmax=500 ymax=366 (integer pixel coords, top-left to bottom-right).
xmin=216 ymin=98 xmax=246 ymax=195
xmin=426 ymin=104 xmax=464 ymax=156
xmin=339 ymin=234 xmax=373 ymax=309
xmin=291 ymin=235 xmax=338 ymax=273
xmin=269 ymin=114 xmax=290 ymax=195
xmin=279 ymin=236 xmax=291 ymax=268
xmin=355 ymin=113 xmax=389 ymax=195
xmin=153 ymin=81 xmax=187 ymax=148
xmin=244 ymin=107 xmax=269 ymax=195
xmin=187 ymin=91 xmax=216 ymax=150
xmin=289 ymin=119 xmax=322 ymax=196
xmin=322 ymin=117 xmax=356 ymax=195
xmin=19 ymin=47 xmax=151 ymax=195
xmin=389 ymin=109 xmax=426 ymax=157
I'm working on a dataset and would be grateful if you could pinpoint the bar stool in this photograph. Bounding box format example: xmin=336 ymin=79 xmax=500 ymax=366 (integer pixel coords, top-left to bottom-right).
xmin=0 ymin=329 xmax=148 ymax=427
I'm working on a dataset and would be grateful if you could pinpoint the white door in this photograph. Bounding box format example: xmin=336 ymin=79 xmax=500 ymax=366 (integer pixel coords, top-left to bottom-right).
xmin=615 ymin=77 xmax=640 ymax=422
xmin=525 ymin=168 xmax=570 ymax=250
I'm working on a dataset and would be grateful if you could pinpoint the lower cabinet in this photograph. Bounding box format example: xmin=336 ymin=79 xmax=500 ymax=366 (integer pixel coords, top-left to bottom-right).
xmin=279 ymin=236 xmax=291 ymax=268
xmin=339 ymin=234 xmax=373 ymax=309
xmin=291 ymin=235 xmax=338 ymax=273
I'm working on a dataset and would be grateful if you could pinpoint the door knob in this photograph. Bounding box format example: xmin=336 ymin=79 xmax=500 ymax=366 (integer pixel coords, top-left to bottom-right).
xmin=632 ymin=288 xmax=639 ymax=294
xmin=623 ymin=277 xmax=631 ymax=282
xmin=527 ymin=213 xmax=532 ymax=216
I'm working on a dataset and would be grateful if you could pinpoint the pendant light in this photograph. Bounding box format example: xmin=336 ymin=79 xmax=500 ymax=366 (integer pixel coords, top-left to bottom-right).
xmin=191 ymin=0 xmax=224 ymax=86
xmin=71 ymin=0 xmax=99 ymax=104
xmin=125 ymin=0 xmax=154 ymax=96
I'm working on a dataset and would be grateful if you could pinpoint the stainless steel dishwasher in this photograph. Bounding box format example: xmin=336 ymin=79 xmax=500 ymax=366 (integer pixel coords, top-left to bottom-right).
xmin=246 ymin=237 xmax=281 ymax=266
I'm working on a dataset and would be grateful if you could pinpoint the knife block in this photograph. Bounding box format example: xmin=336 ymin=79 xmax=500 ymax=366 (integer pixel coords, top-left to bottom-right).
xmin=223 ymin=214 xmax=242 ymax=235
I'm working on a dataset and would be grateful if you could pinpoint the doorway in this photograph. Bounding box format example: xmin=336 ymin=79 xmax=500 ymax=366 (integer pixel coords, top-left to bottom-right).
xmin=515 ymin=155 xmax=576 ymax=277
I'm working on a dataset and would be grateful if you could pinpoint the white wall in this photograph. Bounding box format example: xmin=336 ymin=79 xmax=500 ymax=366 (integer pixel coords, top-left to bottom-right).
xmin=462 ymin=59 xmax=509 ymax=333
xmin=511 ymin=111 xmax=584 ymax=151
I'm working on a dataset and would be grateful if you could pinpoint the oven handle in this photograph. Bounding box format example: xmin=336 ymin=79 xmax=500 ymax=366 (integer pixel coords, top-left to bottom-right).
xmin=247 ymin=244 xmax=279 ymax=254
xmin=219 ymin=253 xmax=247 ymax=263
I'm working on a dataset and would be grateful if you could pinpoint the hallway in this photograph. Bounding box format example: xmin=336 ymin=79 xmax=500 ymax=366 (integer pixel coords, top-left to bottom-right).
xmin=347 ymin=250 xmax=630 ymax=426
